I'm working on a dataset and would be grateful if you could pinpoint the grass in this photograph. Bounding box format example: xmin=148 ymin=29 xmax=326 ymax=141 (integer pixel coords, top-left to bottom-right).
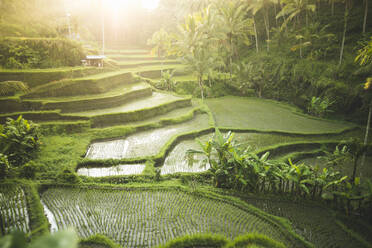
xmin=206 ymin=96 xmax=356 ymax=134
xmin=41 ymin=187 xmax=299 ymax=247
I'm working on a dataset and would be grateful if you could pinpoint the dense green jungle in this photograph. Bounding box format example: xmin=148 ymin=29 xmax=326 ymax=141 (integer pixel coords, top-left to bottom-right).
xmin=0 ymin=0 xmax=372 ymax=247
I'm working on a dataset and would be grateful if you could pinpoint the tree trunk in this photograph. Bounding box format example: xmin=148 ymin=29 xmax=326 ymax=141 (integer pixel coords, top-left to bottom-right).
xmin=339 ymin=6 xmax=348 ymax=66
xmin=230 ymin=36 xmax=233 ymax=82
xmin=198 ymin=75 xmax=204 ymax=100
xmin=363 ymin=0 xmax=368 ymax=34
xmin=264 ymin=10 xmax=270 ymax=52
xmin=360 ymin=100 xmax=372 ymax=174
xmin=305 ymin=0 xmax=308 ymax=27
xmin=254 ymin=17 xmax=259 ymax=53
xmin=331 ymin=1 xmax=335 ymax=16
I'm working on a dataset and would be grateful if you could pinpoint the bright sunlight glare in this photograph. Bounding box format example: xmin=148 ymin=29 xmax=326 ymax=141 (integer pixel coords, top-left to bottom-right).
xmin=141 ymin=0 xmax=159 ymax=10
xmin=105 ymin=0 xmax=124 ymax=12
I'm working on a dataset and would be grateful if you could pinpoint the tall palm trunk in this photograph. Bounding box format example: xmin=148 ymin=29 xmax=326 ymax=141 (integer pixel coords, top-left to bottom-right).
xmin=360 ymin=100 xmax=372 ymax=173
xmin=264 ymin=9 xmax=270 ymax=52
xmin=339 ymin=5 xmax=348 ymax=66
xmin=331 ymin=1 xmax=335 ymax=16
xmin=363 ymin=0 xmax=368 ymax=34
xmin=253 ymin=16 xmax=259 ymax=53
xmin=229 ymin=34 xmax=233 ymax=82
xmin=198 ymin=74 xmax=204 ymax=100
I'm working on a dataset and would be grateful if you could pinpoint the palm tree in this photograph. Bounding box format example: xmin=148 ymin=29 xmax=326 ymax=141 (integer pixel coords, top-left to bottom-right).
xmin=276 ymin=0 xmax=316 ymax=30
xmin=177 ymin=10 xmax=218 ymax=99
xmin=215 ymin=0 xmax=254 ymax=81
xmin=147 ymin=28 xmax=170 ymax=58
xmin=248 ymin=0 xmax=276 ymax=52
xmin=338 ymin=0 xmax=352 ymax=66
xmin=355 ymin=37 xmax=372 ymax=171
xmin=363 ymin=0 xmax=369 ymax=34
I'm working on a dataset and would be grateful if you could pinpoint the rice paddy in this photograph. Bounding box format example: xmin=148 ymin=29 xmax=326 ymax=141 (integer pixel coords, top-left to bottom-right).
xmin=85 ymin=114 xmax=210 ymax=160
xmin=206 ymin=96 xmax=355 ymax=134
xmin=0 ymin=185 xmax=30 ymax=235
xmin=77 ymin=164 xmax=146 ymax=177
xmin=41 ymin=187 xmax=300 ymax=247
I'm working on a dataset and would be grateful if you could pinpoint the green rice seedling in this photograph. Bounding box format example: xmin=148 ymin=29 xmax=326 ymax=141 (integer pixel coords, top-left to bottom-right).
xmin=41 ymin=187 xmax=299 ymax=247
xmin=0 ymin=185 xmax=30 ymax=235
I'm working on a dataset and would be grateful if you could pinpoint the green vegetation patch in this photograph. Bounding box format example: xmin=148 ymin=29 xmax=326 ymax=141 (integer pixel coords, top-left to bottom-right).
xmin=0 ymin=67 xmax=105 ymax=88
xmin=23 ymin=71 xmax=134 ymax=98
xmin=39 ymin=84 xmax=152 ymax=113
xmin=0 ymin=37 xmax=84 ymax=69
xmin=0 ymin=111 xmax=89 ymax=124
xmin=74 ymin=92 xmax=186 ymax=117
xmin=207 ymin=96 xmax=355 ymax=134
xmin=41 ymin=187 xmax=298 ymax=247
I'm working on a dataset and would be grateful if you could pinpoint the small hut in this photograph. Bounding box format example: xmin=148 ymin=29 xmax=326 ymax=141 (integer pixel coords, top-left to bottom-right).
xmin=83 ymin=55 xmax=106 ymax=67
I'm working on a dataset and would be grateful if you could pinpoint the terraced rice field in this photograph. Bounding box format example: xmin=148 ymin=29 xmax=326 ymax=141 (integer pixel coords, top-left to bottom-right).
xmin=77 ymin=164 xmax=146 ymax=177
xmin=161 ymin=137 xmax=210 ymax=175
xmin=41 ymin=187 xmax=299 ymax=247
xmin=299 ymin=156 xmax=372 ymax=180
xmin=72 ymin=92 xmax=184 ymax=116
xmin=207 ymin=96 xmax=355 ymax=134
xmin=35 ymin=82 xmax=151 ymax=102
xmin=245 ymin=197 xmax=367 ymax=248
xmin=85 ymin=114 xmax=210 ymax=160
xmin=159 ymin=130 xmax=359 ymax=175
xmin=0 ymin=185 xmax=30 ymax=235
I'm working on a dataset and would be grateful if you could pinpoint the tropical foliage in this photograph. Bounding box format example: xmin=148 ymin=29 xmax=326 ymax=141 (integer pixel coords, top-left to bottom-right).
xmin=188 ymin=129 xmax=371 ymax=215
xmin=0 ymin=116 xmax=40 ymax=166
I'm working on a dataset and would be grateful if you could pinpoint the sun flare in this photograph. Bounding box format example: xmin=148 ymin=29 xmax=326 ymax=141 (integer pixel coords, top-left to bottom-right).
xmin=141 ymin=0 xmax=159 ymax=10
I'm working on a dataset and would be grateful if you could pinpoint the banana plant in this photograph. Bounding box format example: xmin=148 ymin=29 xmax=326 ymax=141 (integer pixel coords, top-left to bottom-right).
xmin=287 ymin=159 xmax=314 ymax=196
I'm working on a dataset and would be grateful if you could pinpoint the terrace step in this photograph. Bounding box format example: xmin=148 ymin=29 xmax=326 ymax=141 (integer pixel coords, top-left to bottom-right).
xmin=118 ymin=60 xmax=180 ymax=69
xmin=22 ymin=70 xmax=135 ymax=99
xmin=26 ymin=82 xmax=153 ymax=113
xmin=0 ymin=111 xmax=89 ymax=124
xmin=104 ymin=49 xmax=149 ymax=56
xmin=255 ymin=141 xmax=338 ymax=160
xmin=68 ymin=92 xmax=192 ymax=128
xmin=107 ymin=54 xmax=161 ymax=61
xmin=0 ymin=67 xmax=108 ymax=88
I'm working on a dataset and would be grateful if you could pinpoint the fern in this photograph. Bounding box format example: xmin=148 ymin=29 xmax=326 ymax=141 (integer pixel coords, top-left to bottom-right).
xmin=0 ymin=81 xmax=29 ymax=96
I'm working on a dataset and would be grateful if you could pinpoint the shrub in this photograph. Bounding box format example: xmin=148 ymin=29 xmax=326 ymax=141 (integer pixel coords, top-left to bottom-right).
xmin=157 ymin=70 xmax=175 ymax=91
xmin=307 ymin=96 xmax=334 ymax=117
xmin=0 ymin=116 xmax=40 ymax=166
xmin=57 ymin=168 xmax=81 ymax=184
xmin=0 ymin=81 xmax=29 ymax=96
xmin=0 ymin=37 xmax=85 ymax=69
xmin=20 ymin=161 xmax=37 ymax=179
xmin=154 ymin=168 xmax=161 ymax=182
